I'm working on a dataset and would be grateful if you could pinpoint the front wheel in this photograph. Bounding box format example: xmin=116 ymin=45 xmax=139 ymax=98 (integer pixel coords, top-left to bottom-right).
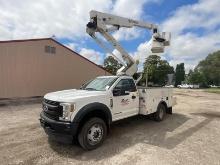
xmin=154 ymin=104 xmax=166 ymax=121
xmin=78 ymin=117 xmax=107 ymax=150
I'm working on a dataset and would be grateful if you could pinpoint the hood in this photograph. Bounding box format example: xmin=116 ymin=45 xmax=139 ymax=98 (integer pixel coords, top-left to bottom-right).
xmin=44 ymin=89 xmax=107 ymax=102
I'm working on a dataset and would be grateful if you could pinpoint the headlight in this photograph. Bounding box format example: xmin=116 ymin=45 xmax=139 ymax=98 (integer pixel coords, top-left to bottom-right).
xmin=59 ymin=103 xmax=76 ymax=121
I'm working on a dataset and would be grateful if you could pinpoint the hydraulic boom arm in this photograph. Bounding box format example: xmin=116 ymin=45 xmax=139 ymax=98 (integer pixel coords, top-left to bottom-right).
xmin=86 ymin=10 xmax=170 ymax=76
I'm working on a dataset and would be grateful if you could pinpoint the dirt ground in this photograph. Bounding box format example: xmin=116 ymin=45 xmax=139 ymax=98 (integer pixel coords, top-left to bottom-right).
xmin=0 ymin=89 xmax=220 ymax=165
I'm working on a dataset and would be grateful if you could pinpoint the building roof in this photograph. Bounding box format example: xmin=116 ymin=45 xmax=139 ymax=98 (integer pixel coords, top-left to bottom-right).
xmin=0 ymin=38 xmax=110 ymax=74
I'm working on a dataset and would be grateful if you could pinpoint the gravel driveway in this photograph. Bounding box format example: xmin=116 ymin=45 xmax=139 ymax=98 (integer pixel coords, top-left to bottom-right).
xmin=0 ymin=89 xmax=220 ymax=165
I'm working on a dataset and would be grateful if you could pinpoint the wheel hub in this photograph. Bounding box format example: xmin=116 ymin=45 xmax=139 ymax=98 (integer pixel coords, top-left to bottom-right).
xmin=87 ymin=124 xmax=103 ymax=145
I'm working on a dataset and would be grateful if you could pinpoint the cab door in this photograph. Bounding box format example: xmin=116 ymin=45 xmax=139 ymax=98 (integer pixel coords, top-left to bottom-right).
xmin=112 ymin=78 xmax=139 ymax=121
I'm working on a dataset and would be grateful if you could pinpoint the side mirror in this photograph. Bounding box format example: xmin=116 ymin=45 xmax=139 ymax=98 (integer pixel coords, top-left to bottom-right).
xmin=113 ymin=88 xmax=121 ymax=96
xmin=113 ymin=88 xmax=130 ymax=96
xmin=124 ymin=91 xmax=130 ymax=95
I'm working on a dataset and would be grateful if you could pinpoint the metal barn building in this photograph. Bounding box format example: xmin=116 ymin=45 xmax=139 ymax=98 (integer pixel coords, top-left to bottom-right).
xmin=0 ymin=38 xmax=110 ymax=99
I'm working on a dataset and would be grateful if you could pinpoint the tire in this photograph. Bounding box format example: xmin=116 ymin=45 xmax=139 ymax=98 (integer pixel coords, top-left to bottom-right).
xmin=154 ymin=103 xmax=166 ymax=121
xmin=78 ymin=117 xmax=107 ymax=150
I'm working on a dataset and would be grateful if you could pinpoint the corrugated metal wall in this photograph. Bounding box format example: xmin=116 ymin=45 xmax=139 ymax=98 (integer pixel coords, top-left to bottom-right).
xmin=0 ymin=39 xmax=110 ymax=98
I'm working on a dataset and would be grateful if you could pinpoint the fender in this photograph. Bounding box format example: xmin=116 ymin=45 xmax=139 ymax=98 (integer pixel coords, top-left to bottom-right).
xmin=158 ymin=100 xmax=168 ymax=109
xmin=73 ymin=102 xmax=112 ymax=124
xmin=158 ymin=100 xmax=172 ymax=114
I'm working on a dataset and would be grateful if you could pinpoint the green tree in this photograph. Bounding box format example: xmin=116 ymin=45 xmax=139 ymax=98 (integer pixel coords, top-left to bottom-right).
xmin=143 ymin=55 xmax=174 ymax=86
xmin=175 ymin=63 xmax=185 ymax=86
xmin=103 ymin=56 xmax=122 ymax=75
xmin=196 ymin=50 xmax=220 ymax=86
xmin=188 ymin=69 xmax=207 ymax=87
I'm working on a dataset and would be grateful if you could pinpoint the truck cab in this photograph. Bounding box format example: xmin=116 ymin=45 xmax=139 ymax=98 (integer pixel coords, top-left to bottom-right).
xmin=40 ymin=75 xmax=173 ymax=150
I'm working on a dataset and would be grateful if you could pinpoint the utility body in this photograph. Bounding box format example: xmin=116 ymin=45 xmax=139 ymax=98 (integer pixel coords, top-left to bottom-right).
xmin=40 ymin=11 xmax=173 ymax=150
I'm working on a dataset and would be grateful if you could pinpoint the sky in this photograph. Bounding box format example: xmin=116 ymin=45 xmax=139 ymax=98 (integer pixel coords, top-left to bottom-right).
xmin=0 ymin=0 xmax=220 ymax=72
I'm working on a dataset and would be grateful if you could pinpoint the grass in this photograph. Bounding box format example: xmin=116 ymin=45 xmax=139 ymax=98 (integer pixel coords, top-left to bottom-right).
xmin=204 ymin=88 xmax=220 ymax=94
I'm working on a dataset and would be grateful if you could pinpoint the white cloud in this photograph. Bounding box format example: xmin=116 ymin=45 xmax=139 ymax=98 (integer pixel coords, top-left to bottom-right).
xmin=168 ymin=31 xmax=220 ymax=61
xmin=159 ymin=0 xmax=220 ymax=72
xmin=113 ymin=28 xmax=143 ymax=41
xmin=112 ymin=0 xmax=159 ymax=41
xmin=113 ymin=0 xmax=147 ymax=19
xmin=0 ymin=0 xmax=112 ymax=40
xmin=112 ymin=0 xmax=160 ymax=19
xmin=79 ymin=48 xmax=103 ymax=65
xmin=133 ymin=39 xmax=162 ymax=63
xmin=0 ymin=0 xmax=158 ymax=41
xmin=162 ymin=0 xmax=220 ymax=35
xmin=132 ymin=39 xmax=166 ymax=72
xmin=131 ymin=0 xmax=220 ymax=73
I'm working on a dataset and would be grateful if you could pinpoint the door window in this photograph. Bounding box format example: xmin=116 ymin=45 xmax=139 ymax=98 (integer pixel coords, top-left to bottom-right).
xmin=114 ymin=79 xmax=137 ymax=96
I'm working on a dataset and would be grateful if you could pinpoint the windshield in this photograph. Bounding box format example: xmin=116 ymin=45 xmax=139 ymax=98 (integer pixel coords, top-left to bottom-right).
xmin=81 ymin=77 xmax=117 ymax=91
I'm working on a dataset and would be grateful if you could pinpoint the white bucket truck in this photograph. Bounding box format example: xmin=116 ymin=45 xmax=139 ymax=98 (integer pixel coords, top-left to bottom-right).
xmin=40 ymin=10 xmax=174 ymax=150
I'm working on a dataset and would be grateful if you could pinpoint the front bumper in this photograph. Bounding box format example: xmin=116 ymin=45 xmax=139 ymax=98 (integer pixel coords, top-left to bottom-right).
xmin=40 ymin=112 xmax=79 ymax=142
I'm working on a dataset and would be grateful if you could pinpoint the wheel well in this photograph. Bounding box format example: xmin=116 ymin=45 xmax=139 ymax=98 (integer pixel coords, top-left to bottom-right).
xmin=76 ymin=110 xmax=110 ymax=135
xmin=160 ymin=101 xmax=168 ymax=110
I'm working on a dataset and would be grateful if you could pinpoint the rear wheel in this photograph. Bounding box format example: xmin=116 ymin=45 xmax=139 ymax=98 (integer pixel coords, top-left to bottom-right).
xmin=78 ymin=117 xmax=107 ymax=150
xmin=154 ymin=104 xmax=166 ymax=121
